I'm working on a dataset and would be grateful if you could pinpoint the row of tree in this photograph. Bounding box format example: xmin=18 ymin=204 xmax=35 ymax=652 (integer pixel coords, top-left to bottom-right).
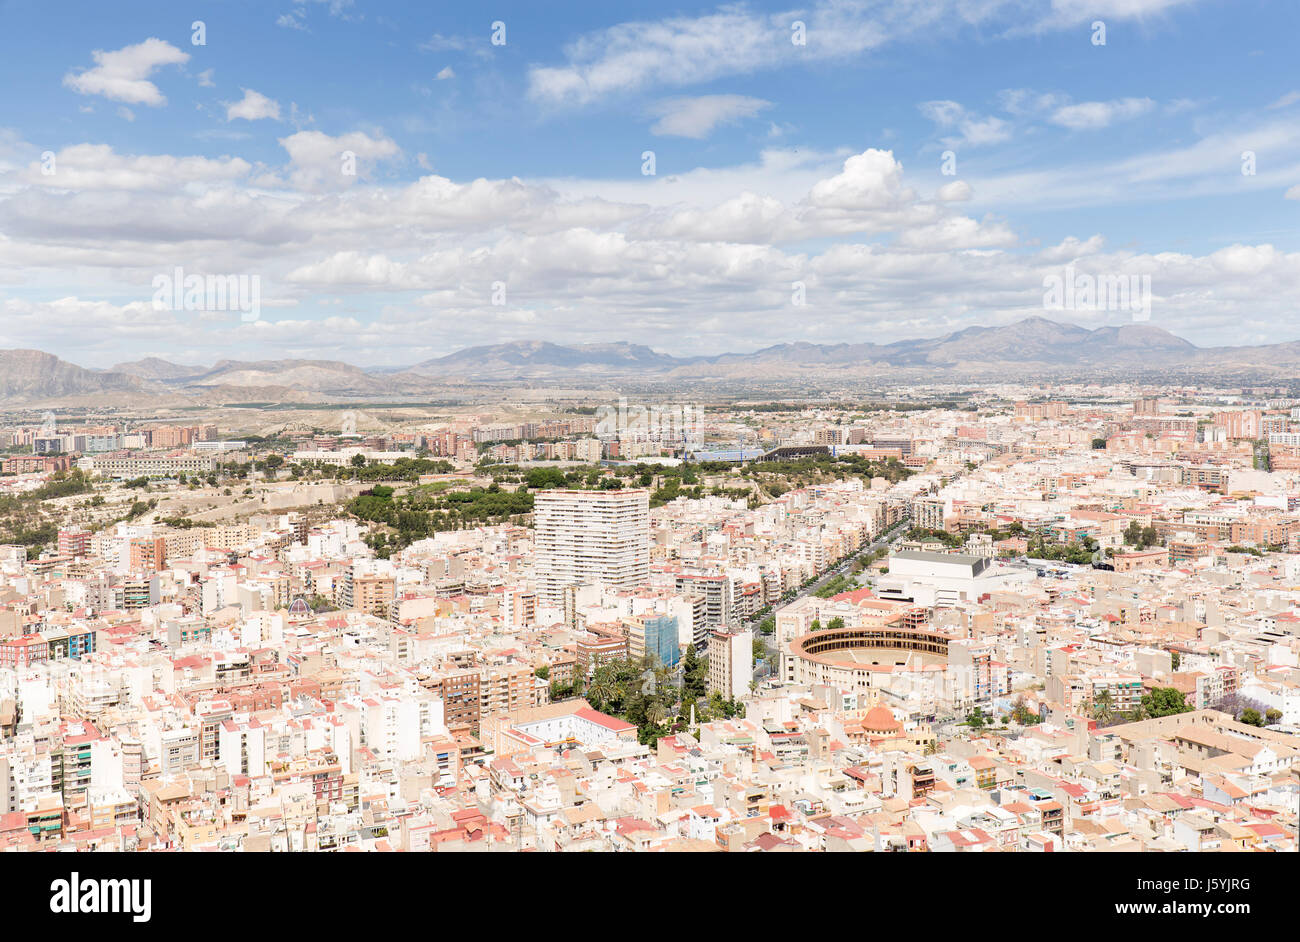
xmin=347 ymin=482 xmax=534 ymax=557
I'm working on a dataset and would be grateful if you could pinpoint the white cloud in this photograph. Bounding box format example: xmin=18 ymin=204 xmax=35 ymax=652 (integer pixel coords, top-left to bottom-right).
xmin=1022 ymin=0 xmax=1200 ymax=32
xmin=998 ymin=88 xmax=1065 ymax=116
xmin=936 ymin=180 xmax=973 ymax=202
xmin=420 ymin=34 xmax=468 ymax=52
xmin=647 ymin=95 xmax=770 ymax=139
xmin=226 ymin=88 xmax=282 ymax=122
xmin=6 ymin=126 xmax=1300 ymax=362
xmin=968 ymin=116 xmax=1300 ymax=211
xmin=637 ymin=149 xmax=1004 ymax=246
xmin=807 ymin=149 xmax=913 ymax=212
xmin=894 ymin=214 xmax=1016 ymax=251
xmin=1049 ymin=97 xmax=1155 ymax=130
xmin=919 ymin=100 xmax=1012 ymax=148
xmin=0 ymin=296 xmax=182 ymax=353
xmin=650 ymin=191 xmax=788 ymax=242
xmin=21 ymin=144 xmax=252 ymax=190
xmin=526 ymin=3 xmax=913 ymax=107
xmin=1285 ymin=184 xmax=1300 ymax=200
xmin=273 ymin=129 xmax=401 ymax=190
xmin=527 ymin=1 xmax=1189 ymax=108
xmin=63 ymin=38 xmax=189 ymax=106
xmin=276 ymin=0 xmax=354 ymax=30
xmin=436 ymin=66 xmax=455 ymax=80
xmin=197 ymin=69 xmax=215 ymax=88
xmin=287 ymin=252 xmax=422 ymax=289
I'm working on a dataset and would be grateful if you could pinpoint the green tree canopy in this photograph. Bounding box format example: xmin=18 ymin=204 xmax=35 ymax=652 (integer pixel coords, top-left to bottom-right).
xmin=1141 ymin=686 xmax=1192 ymax=718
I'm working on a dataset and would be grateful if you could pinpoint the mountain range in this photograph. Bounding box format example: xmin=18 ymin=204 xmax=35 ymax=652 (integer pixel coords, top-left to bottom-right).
xmin=1 ymin=318 xmax=1296 ymax=403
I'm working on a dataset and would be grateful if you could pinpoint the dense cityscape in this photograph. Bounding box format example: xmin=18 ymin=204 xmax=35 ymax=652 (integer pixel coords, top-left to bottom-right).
xmin=1 ymin=383 xmax=1298 ymax=853
xmin=2 ymin=8 xmax=1296 ymax=930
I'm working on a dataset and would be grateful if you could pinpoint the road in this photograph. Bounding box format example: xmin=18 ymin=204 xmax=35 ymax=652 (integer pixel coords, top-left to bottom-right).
xmin=745 ymin=519 xmax=911 ymax=679
xmin=742 ymin=461 xmax=978 ymax=679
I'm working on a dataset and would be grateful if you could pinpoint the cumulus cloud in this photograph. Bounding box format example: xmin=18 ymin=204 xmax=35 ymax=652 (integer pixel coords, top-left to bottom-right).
xmin=63 ymin=38 xmax=189 ymax=106
xmin=4 ymin=124 xmax=1300 ymax=363
xmin=287 ymin=252 xmax=422 ymax=289
xmin=647 ymin=95 xmax=770 ymax=139
xmin=226 ymin=88 xmax=282 ymax=122
xmin=807 ymin=149 xmax=913 ymax=211
xmin=274 ymin=129 xmax=401 ymax=190
xmin=21 ymin=144 xmax=252 ymax=190
xmin=0 ymin=296 xmax=182 ymax=354
xmin=936 ymin=180 xmax=973 ymax=202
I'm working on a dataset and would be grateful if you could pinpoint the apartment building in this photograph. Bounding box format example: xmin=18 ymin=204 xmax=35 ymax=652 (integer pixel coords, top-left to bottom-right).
xmin=534 ymin=489 xmax=649 ymax=605
xmin=421 ymin=669 xmax=482 ymax=735
xmin=478 ymin=663 xmax=538 ymax=721
xmin=85 ymin=453 xmax=218 ymax=478
xmin=708 ymin=629 xmax=753 ymax=701
xmin=338 ymin=571 xmax=395 ymax=619
xmin=129 ymin=536 xmax=167 ymax=573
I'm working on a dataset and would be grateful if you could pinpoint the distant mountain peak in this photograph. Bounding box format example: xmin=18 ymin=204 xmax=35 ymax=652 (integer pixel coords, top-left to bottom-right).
xmin=4 ymin=318 xmax=1293 ymax=400
xmin=0 ymin=349 xmax=144 ymax=400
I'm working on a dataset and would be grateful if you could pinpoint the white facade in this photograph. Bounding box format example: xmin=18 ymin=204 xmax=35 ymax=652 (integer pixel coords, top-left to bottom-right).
xmin=218 ymin=721 xmax=267 ymax=778
xmin=534 ymin=489 xmax=649 ymax=604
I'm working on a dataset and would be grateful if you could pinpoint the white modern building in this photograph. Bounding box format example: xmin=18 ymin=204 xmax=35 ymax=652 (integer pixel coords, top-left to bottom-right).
xmin=877 ymin=550 xmax=1029 ymax=607
xmin=534 ymin=489 xmax=649 ymax=605
xmin=290 ymin=449 xmax=411 ymax=467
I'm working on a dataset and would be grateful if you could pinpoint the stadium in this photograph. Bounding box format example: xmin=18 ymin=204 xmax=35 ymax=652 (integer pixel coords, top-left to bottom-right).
xmin=782 ymin=625 xmax=951 ymax=694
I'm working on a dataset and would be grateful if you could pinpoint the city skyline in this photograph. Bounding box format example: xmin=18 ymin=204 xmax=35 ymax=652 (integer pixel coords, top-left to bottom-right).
xmin=1 ymin=0 xmax=1298 ymax=887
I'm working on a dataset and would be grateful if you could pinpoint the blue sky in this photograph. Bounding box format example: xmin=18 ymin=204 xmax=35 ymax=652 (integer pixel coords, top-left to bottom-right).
xmin=0 ymin=0 xmax=1298 ymax=367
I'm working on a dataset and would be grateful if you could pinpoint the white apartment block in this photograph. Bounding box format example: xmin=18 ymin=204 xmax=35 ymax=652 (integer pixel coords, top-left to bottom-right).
xmin=219 ymin=721 xmax=267 ymax=778
xmin=83 ymin=453 xmax=219 ymax=478
xmin=534 ymin=489 xmax=649 ymax=605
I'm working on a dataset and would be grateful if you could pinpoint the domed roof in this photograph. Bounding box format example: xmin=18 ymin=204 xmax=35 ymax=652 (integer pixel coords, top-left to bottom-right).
xmin=862 ymin=705 xmax=902 ymax=733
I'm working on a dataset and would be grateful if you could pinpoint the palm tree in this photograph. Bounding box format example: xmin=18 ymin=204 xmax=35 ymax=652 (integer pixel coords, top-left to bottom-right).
xmin=1092 ymin=688 xmax=1115 ymax=724
xmin=587 ymin=668 xmax=616 ymax=710
xmin=645 ymin=700 xmax=668 ymax=727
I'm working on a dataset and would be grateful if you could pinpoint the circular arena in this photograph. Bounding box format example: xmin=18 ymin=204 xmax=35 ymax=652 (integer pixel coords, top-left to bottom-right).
xmin=784 ymin=625 xmax=950 ymax=692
